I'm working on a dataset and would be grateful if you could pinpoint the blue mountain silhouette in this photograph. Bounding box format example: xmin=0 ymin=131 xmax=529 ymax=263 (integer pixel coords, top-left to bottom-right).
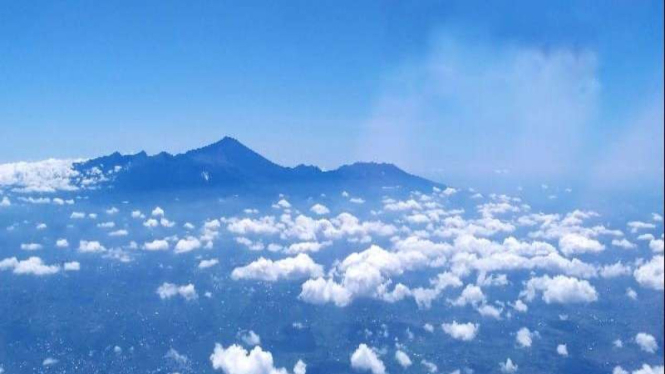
xmin=74 ymin=137 xmax=442 ymax=193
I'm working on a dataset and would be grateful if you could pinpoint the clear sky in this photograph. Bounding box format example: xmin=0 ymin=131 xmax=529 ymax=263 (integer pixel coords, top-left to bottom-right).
xmin=1 ymin=0 xmax=663 ymax=190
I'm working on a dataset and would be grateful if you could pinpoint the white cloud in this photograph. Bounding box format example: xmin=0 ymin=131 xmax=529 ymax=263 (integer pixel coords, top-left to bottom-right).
xmin=559 ymin=233 xmax=605 ymax=256
xmin=0 ymin=159 xmax=82 ymax=192
xmin=232 ymin=254 xmax=323 ymax=282
xmin=156 ymin=282 xmax=198 ymax=301
xmin=521 ymin=275 xmax=598 ymax=304
xmin=628 ymin=221 xmax=656 ymax=233
xmin=450 ymin=284 xmax=485 ymax=307
xmin=64 ymin=261 xmax=80 ymax=271
xmin=286 ymin=241 xmax=331 ymax=254
xmin=650 ymin=239 xmax=664 ymax=253
xmin=240 ymin=330 xmax=261 ymax=346
xmin=635 ymin=333 xmax=658 ymax=353
xmin=394 ymin=350 xmax=412 ymax=368
xmin=210 ymin=344 xmax=304 ymax=374
xmin=612 ymin=238 xmax=637 ymax=250
xmin=632 ymin=365 xmax=664 ymax=374
xmin=199 ymin=259 xmax=219 ymax=269
xmin=175 ymin=237 xmax=202 ymax=254
xmin=350 ymin=344 xmax=386 ymax=374
xmin=42 ymin=358 xmax=58 ymax=366
xmin=143 ymin=239 xmax=169 ymax=251
xmin=20 ymin=243 xmax=42 ymax=251
xmin=442 ymin=321 xmax=479 ymax=341
xmin=600 ymin=262 xmax=632 ymax=278
xmin=70 ymin=212 xmax=86 ymax=219
xmin=310 ymin=204 xmax=330 ymax=215
xmin=0 ymin=256 xmax=59 ymax=275
xmin=557 ymin=344 xmax=568 ymax=356
xmin=109 ymin=229 xmax=128 ymax=237
xmin=634 ymin=256 xmax=664 ymax=291
xmin=0 ymin=196 xmax=10 ymax=206
xmin=78 ymin=240 xmax=106 ymax=253
xmin=56 ymin=239 xmax=69 ymax=248
xmin=151 ymin=206 xmax=165 ymax=217
xmin=516 ymin=327 xmax=534 ymax=348
xmin=499 ymin=358 xmax=518 ymax=373
xmin=299 ymin=277 xmax=353 ymax=307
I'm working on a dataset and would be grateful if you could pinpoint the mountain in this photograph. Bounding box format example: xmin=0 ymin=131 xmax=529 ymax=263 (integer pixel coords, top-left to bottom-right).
xmin=74 ymin=137 xmax=443 ymax=194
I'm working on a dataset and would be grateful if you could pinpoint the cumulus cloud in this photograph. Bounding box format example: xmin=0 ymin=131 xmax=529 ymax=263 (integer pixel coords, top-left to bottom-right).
xmin=499 ymin=358 xmax=518 ymax=373
xmin=633 ymin=256 xmax=664 ymax=291
xmin=156 ymin=282 xmax=198 ymax=301
xmin=199 ymin=259 xmax=219 ymax=269
xmin=210 ymin=343 xmax=304 ymax=374
xmin=394 ymin=350 xmax=412 ymax=368
xmin=441 ymin=321 xmax=479 ymax=341
xmin=310 ymin=204 xmax=330 ymax=215
xmin=635 ymin=333 xmax=658 ymax=353
xmin=350 ymin=344 xmax=386 ymax=374
xmin=0 ymin=159 xmax=82 ymax=192
xmin=559 ymin=233 xmax=605 ymax=256
xmin=516 ymin=327 xmax=535 ymax=348
xmin=521 ymin=275 xmax=598 ymax=304
xmin=20 ymin=243 xmax=42 ymax=251
xmin=175 ymin=237 xmax=202 ymax=254
xmin=240 ymin=330 xmax=261 ymax=346
xmin=79 ymin=240 xmax=106 ymax=253
xmin=557 ymin=344 xmax=568 ymax=356
xmin=64 ymin=261 xmax=80 ymax=271
xmin=231 ymin=254 xmax=323 ymax=282
xmin=143 ymin=239 xmax=169 ymax=251
xmin=0 ymin=256 xmax=60 ymax=275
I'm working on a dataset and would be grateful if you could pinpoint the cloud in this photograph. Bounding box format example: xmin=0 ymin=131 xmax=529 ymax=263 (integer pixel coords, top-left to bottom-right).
xmin=357 ymin=32 xmax=600 ymax=183
xmin=635 ymin=333 xmax=658 ymax=353
xmin=441 ymin=321 xmax=479 ymax=341
xmin=634 ymin=256 xmax=664 ymax=291
xmin=0 ymin=159 xmax=82 ymax=192
xmin=299 ymin=277 xmax=353 ymax=307
xmin=558 ymin=233 xmax=605 ymax=256
xmin=286 ymin=241 xmax=331 ymax=254
xmin=143 ymin=239 xmax=169 ymax=251
xmin=521 ymin=275 xmax=598 ymax=304
xmin=199 ymin=259 xmax=219 ymax=269
xmin=240 ymin=330 xmax=261 ymax=346
xmin=175 ymin=237 xmax=202 ymax=253
xmin=450 ymin=284 xmax=485 ymax=307
xmin=350 ymin=344 xmax=386 ymax=374
xmin=499 ymin=358 xmax=518 ymax=373
xmin=64 ymin=261 xmax=80 ymax=271
xmin=612 ymin=238 xmax=637 ymax=250
xmin=394 ymin=350 xmax=412 ymax=368
xmin=20 ymin=243 xmax=42 ymax=251
xmin=156 ymin=282 xmax=198 ymax=301
xmin=0 ymin=256 xmax=60 ymax=275
xmin=557 ymin=344 xmax=568 ymax=356
xmin=516 ymin=327 xmax=535 ymax=348
xmin=231 ymin=254 xmax=323 ymax=282
xmin=79 ymin=240 xmax=106 ymax=253
xmin=210 ymin=344 xmax=304 ymax=374
xmin=310 ymin=204 xmax=330 ymax=215
xmin=56 ymin=239 xmax=69 ymax=248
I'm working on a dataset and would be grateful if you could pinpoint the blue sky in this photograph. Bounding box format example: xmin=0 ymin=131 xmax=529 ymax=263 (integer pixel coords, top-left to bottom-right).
xmin=0 ymin=0 xmax=662 ymax=190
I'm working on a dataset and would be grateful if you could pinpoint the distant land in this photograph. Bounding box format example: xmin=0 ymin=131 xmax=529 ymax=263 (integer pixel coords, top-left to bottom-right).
xmin=73 ymin=137 xmax=443 ymax=194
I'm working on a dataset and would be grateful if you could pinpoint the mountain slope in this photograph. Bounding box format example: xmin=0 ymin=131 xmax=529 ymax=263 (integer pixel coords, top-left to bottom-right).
xmin=74 ymin=137 xmax=443 ymax=193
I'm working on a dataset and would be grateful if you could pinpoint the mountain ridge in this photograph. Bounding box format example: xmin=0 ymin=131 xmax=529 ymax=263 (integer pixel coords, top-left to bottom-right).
xmin=74 ymin=137 xmax=443 ymax=193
